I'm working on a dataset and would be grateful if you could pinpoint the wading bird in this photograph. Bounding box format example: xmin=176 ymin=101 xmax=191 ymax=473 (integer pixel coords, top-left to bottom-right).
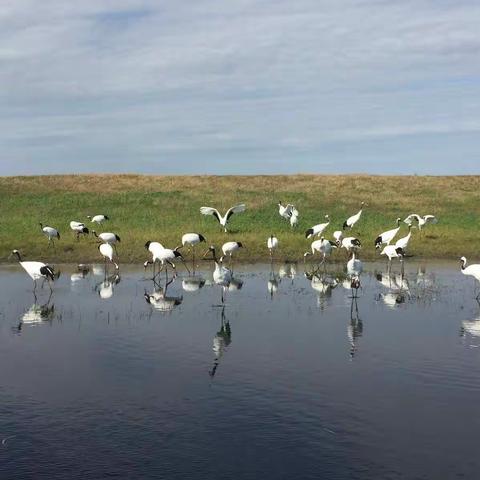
xmin=87 ymin=214 xmax=109 ymax=224
xmin=460 ymin=257 xmax=480 ymax=299
xmin=144 ymin=243 xmax=189 ymax=278
xmin=39 ymin=223 xmax=60 ymax=248
xmin=70 ymin=221 xmax=89 ymax=240
xmin=10 ymin=250 xmax=55 ymax=291
xmin=200 ymin=204 xmax=246 ymax=232
xmin=333 ymin=230 xmax=344 ymax=245
xmin=304 ymin=237 xmax=337 ymax=268
xmin=92 ymin=231 xmax=121 ymax=254
xmin=305 ymin=215 xmax=330 ymax=239
xmin=267 ymin=235 xmax=278 ymax=258
xmin=99 ymin=243 xmax=119 ymax=271
xmin=347 ymin=252 xmax=363 ymax=298
xmin=380 ymin=245 xmax=404 ymax=270
xmin=340 ymin=237 xmax=362 ymax=254
xmin=181 ymin=233 xmax=206 ymax=267
xmin=203 ymin=246 xmax=233 ymax=303
xmin=375 ymin=218 xmax=401 ymax=249
xmin=221 ymin=241 xmax=244 ymax=265
xmin=343 ymin=202 xmax=366 ymax=230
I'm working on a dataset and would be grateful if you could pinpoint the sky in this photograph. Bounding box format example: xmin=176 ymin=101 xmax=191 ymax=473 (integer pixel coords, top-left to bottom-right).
xmin=1 ymin=0 xmax=479 ymax=175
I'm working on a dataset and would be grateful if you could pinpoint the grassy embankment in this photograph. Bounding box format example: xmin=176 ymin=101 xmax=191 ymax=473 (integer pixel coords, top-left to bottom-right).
xmin=0 ymin=174 xmax=479 ymax=264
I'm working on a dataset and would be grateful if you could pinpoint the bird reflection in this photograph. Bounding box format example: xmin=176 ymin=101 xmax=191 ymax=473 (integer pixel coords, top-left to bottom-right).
xmin=279 ymin=262 xmax=297 ymax=283
xmin=182 ymin=275 xmax=206 ymax=292
xmin=460 ymin=300 xmax=480 ymax=342
xmin=348 ymin=296 xmax=363 ymax=359
xmin=305 ymin=268 xmax=338 ymax=309
xmin=209 ymin=306 xmax=232 ymax=379
xmin=94 ymin=268 xmax=121 ymax=299
xmin=376 ymin=271 xmax=409 ymax=308
xmin=144 ymin=277 xmax=183 ymax=312
xmin=17 ymin=292 xmax=55 ymax=332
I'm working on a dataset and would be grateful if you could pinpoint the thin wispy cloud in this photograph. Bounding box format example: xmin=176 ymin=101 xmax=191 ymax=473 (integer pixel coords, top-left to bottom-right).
xmin=0 ymin=0 xmax=479 ymax=175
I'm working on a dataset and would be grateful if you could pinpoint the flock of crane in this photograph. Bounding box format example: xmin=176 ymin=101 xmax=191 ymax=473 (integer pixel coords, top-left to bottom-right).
xmin=8 ymin=200 xmax=480 ymax=299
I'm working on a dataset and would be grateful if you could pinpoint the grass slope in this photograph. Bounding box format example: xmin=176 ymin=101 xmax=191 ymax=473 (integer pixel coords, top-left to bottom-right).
xmin=0 ymin=174 xmax=479 ymax=264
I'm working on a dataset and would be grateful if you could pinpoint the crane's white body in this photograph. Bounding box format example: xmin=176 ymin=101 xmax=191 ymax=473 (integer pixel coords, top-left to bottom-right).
xmin=305 ymin=215 xmax=330 ymax=239
xmin=460 ymin=257 xmax=480 ymax=289
xmin=290 ymin=210 xmax=299 ymax=228
xmin=375 ymin=219 xmax=401 ymax=249
xmin=70 ymin=221 xmax=89 ymax=237
xmin=347 ymin=252 xmax=363 ymax=277
xmin=333 ymin=230 xmax=343 ymax=245
xmin=88 ymin=214 xmax=109 ymax=224
xmin=381 ymin=245 xmax=404 ymax=261
xmin=40 ymin=224 xmax=60 ymax=243
xmin=278 ymin=202 xmax=293 ymax=220
xmin=94 ymin=232 xmax=120 ymax=244
xmin=182 ymin=233 xmax=205 ymax=247
xmin=99 ymin=243 xmax=119 ymax=269
xmin=305 ymin=238 xmax=336 ymax=261
xmin=341 ymin=237 xmax=362 ymax=252
xmin=343 ymin=202 xmax=365 ymax=230
xmin=221 ymin=241 xmax=243 ymax=261
xmin=11 ymin=250 xmax=55 ymax=289
xmin=267 ymin=235 xmax=278 ymax=254
xmin=200 ymin=204 xmax=246 ymax=232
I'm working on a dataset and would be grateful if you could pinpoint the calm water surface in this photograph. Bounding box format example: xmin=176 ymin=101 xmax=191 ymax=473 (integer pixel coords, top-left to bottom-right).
xmin=0 ymin=260 xmax=479 ymax=479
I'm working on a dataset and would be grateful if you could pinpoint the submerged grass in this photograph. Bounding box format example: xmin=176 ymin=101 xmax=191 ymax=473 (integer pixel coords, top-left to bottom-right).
xmin=0 ymin=174 xmax=479 ymax=264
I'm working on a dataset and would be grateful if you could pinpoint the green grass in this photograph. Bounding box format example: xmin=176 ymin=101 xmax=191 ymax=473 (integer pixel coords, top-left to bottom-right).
xmin=0 ymin=174 xmax=479 ymax=264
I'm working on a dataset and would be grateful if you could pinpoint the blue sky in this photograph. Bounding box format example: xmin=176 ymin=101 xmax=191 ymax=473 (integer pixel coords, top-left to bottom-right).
xmin=1 ymin=0 xmax=479 ymax=175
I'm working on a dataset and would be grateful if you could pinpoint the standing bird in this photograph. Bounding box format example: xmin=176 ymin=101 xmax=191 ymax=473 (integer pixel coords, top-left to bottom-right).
xmin=144 ymin=243 xmax=189 ymax=277
xmin=333 ymin=230 xmax=344 ymax=246
xmin=343 ymin=202 xmax=366 ymax=230
xmin=380 ymin=245 xmax=404 ymax=270
xmin=99 ymin=243 xmax=119 ymax=271
xmin=221 ymin=241 xmax=244 ymax=266
xmin=347 ymin=252 xmax=363 ymax=297
xmin=39 ymin=223 xmax=60 ymax=248
xmin=87 ymin=214 xmax=109 ymax=224
xmin=181 ymin=233 xmax=206 ymax=267
xmin=10 ymin=250 xmax=55 ymax=291
xmin=200 ymin=204 xmax=246 ymax=232
xmin=278 ymin=202 xmax=294 ymax=220
xmin=460 ymin=257 xmax=480 ymax=299
xmin=395 ymin=225 xmax=414 ymax=252
xmin=375 ymin=218 xmax=401 ymax=249
xmin=304 ymin=237 xmax=337 ymax=267
xmin=267 ymin=235 xmax=279 ymax=258
xmin=305 ymin=215 xmax=330 ymax=239
xmin=290 ymin=207 xmax=299 ymax=228
xmin=203 ymin=246 xmax=233 ymax=303
xmin=70 ymin=221 xmax=89 ymax=240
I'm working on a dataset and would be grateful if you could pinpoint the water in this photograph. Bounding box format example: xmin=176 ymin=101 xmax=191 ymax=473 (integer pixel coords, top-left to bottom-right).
xmin=0 ymin=260 xmax=479 ymax=479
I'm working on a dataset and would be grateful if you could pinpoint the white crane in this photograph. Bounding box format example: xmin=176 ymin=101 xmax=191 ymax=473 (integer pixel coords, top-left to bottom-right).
xmin=87 ymin=214 xmax=109 ymax=224
xmin=203 ymin=246 xmax=233 ymax=303
xmin=460 ymin=257 xmax=480 ymax=298
xmin=380 ymin=245 xmax=404 ymax=270
xmin=305 ymin=215 xmax=330 ymax=239
xmin=39 ymin=223 xmax=60 ymax=248
xmin=395 ymin=225 xmax=414 ymax=251
xmin=375 ymin=218 xmax=401 ymax=249
xmin=278 ymin=202 xmax=294 ymax=220
xmin=70 ymin=221 xmax=89 ymax=240
xmin=221 ymin=241 xmax=244 ymax=264
xmin=144 ymin=243 xmax=189 ymax=277
xmin=304 ymin=237 xmax=337 ymax=265
xmin=267 ymin=235 xmax=278 ymax=258
xmin=93 ymin=231 xmax=121 ymax=255
xmin=200 ymin=204 xmax=246 ymax=232
xmin=181 ymin=233 xmax=206 ymax=266
xmin=290 ymin=208 xmax=299 ymax=228
xmin=404 ymin=214 xmax=438 ymax=231
xmin=333 ymin=230 xmax=344 ymax=245
xmin=10 ymin=250 xmax=56 ymax=291
xmin=99 ymin=243 xmax=119 ymax=271
xmin=343 ymin=202 xmax=366 ymax=230
xmin=340 ymin=237 xmax=362 ymax=253
xmin=347 ymin=252 xmax=363 ymax=297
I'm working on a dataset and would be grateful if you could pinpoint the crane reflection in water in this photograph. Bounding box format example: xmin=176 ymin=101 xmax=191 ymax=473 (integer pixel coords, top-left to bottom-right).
xmin=209 ymin=306 xmax=232 ymax=380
